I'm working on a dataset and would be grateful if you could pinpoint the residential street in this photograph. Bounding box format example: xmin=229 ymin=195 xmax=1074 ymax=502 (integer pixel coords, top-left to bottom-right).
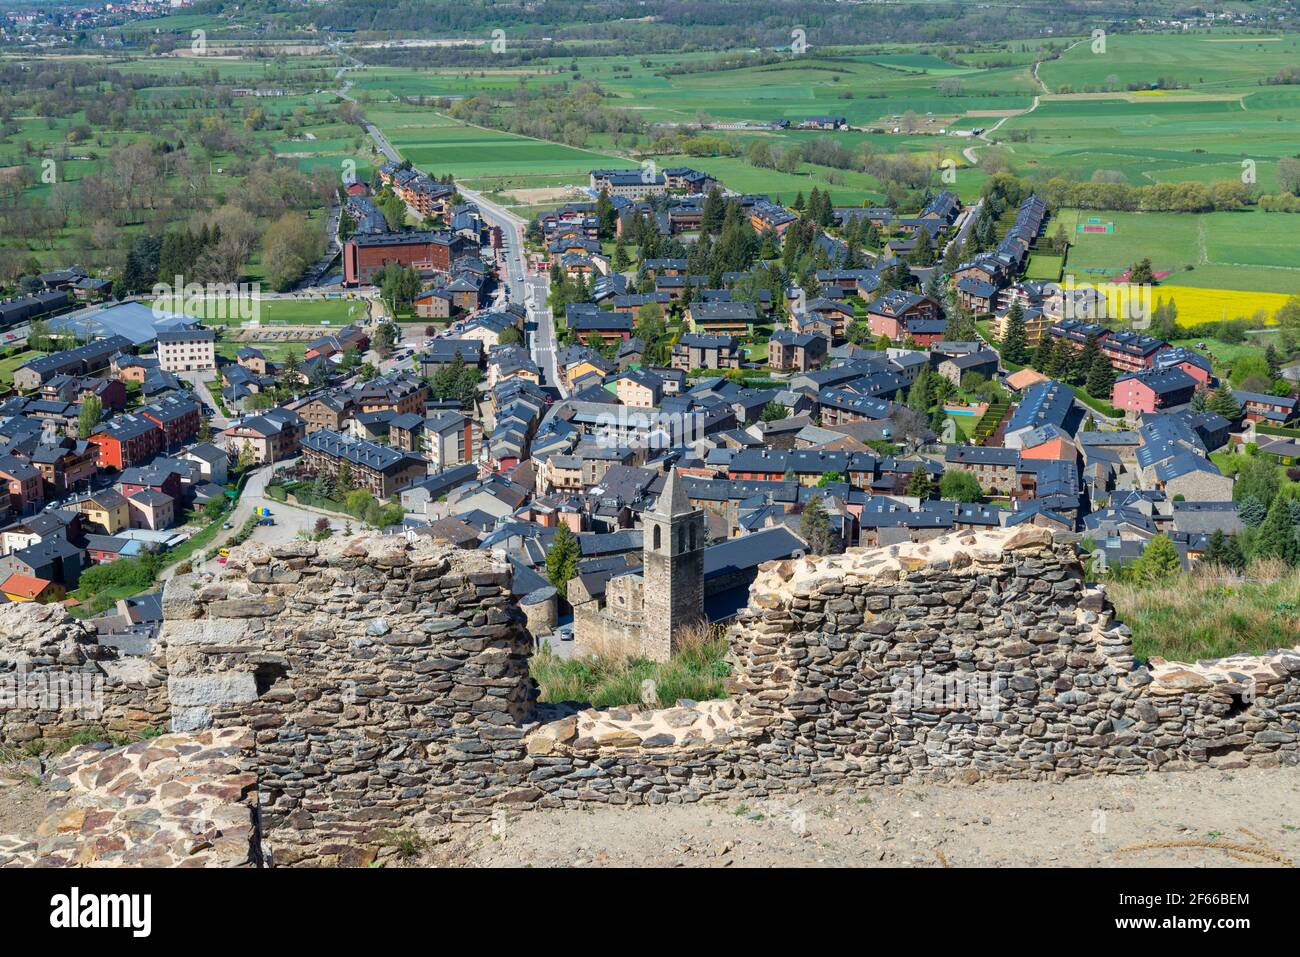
xmin=178 ymin=370 xmax=229 ymax=429
xmin=450 ymin=184 xmax=564 ymax=395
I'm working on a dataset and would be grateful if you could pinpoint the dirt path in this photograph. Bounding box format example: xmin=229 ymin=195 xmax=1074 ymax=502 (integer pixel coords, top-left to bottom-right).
xmin=0 ymin=774 xmax=48 ymax=840
xmin=429 ymin=766 xmax=1300 ymax=868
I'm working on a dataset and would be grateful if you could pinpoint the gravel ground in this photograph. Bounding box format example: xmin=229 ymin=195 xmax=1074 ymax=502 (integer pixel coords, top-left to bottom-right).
xmin=426 ymin=766 xmax=1300 ymax=869
xmin=6 ymin=761 xmax=1296 ymax=869
xmin=0 ymin=772 xmax=48 ymax=840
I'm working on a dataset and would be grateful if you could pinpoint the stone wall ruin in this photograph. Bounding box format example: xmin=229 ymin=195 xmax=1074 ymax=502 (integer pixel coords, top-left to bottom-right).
xmin=2 ymin=526 xmax=1298 ymax=866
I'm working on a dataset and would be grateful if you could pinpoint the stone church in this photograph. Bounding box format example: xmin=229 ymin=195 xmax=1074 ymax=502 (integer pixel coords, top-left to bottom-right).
xmin=571 ymin=468 xmax=705 ymax=661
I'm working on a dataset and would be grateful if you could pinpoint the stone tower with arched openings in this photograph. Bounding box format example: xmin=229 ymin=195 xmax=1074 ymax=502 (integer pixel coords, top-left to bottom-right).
xmin=641 ymin=467 xmax=706 ymax=661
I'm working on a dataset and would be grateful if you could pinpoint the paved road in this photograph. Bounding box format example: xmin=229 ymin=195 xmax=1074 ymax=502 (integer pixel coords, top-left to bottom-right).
xmin=526 ymin=274 xmax=563 ymax=396
xmin=179 ymin=370 xmax=229 ymax=430
xmin=448 ymin=184 xmax=564 ymax=395
xmin=349 ymin=67 xmax=564 ymax=394
xmin=944 ymin=198 xmax=981 ymax=260
xmin=365 ymin=122 xmax=401 ymax=164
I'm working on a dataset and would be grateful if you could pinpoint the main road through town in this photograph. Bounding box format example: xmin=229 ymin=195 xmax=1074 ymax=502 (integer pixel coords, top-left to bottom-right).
xmin=348 ymin=51 xmax=564 ymax=395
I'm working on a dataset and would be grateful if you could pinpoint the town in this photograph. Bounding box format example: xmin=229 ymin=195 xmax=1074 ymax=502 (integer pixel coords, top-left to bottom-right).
xmin=0 ymin=154 xmax=1289 ymax=669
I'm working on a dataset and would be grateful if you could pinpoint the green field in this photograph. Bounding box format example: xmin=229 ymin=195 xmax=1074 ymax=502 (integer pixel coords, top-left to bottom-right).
xmin=155 ymin=297 xmax=369 ymax=327
xmin=215 ymin=339 xmax=314 ymax=364
xmin=352 ymin=31 xmax=1300 ymax=219
xmin=1039 ymin=33 xmax=1300 ymax=93
xmin=1054 ymin=208 xmax=1300 ymax=295
xmin=998 ymin=32 xmax=1300 ymax=190
xmin=1024 ymin=254 xmax=1064 ymax=281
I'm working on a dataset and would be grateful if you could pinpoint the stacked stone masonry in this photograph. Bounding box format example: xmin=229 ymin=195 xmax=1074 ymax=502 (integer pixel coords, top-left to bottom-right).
xmin=3 ymin=527 xmax=1298 ymax=866
xmin=0 ymin=602 xmax=168 ymax=748
xmin=159 ymin=536 xmax=539 ymax=865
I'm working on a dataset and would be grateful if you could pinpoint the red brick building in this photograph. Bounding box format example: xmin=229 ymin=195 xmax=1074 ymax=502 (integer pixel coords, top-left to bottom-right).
xmin=343 ymin=231 xmax=477 ymax=285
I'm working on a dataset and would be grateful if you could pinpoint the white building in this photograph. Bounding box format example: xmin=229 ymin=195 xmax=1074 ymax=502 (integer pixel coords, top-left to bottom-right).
xmin=156 ymin=326 xmax=216 ymax=372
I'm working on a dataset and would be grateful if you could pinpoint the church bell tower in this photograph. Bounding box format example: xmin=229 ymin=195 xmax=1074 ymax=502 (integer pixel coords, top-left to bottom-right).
xmin=641 ymin=468 xmax=706 ymax=661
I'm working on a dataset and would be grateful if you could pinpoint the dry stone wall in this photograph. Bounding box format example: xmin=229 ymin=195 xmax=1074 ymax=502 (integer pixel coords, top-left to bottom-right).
xmin=0 ymin=602 xmax=168 ymax=748
xmin=159 ymin=536 xmax=539 ymax=865
xmin=534 ymin=528 xmax=1299 ymax=788
xmin=719 ymin=525 xmax=1300 ymax=783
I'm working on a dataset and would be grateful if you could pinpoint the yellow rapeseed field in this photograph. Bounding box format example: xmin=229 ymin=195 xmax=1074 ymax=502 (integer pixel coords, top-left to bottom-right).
xmin=1100 ymin=284 xmax=1293 ymax=327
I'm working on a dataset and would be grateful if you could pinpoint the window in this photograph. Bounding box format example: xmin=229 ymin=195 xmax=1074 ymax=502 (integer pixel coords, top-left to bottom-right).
xmin=653 ymin=525 xmax=661 ymax=550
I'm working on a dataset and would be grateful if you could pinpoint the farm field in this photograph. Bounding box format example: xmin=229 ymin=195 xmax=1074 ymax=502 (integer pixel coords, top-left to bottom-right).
xmin=374 ymin=107 xmax=626 ymax=186
xmin=1055 ymin=209 xmax=1300 ymax=297
xmin=1097 ymin=284 xmax=1295 ymax=328
xmin=353 ymin=30 xmax=1300 ymax=221
xmin=1038 ymin=33 xmax=1300 ymax=93
xmin=1005 ymin=32 xmax=1300 ymax=189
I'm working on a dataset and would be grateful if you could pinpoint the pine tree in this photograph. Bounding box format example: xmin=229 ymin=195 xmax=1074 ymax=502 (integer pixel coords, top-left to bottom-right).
xmin=800 ymin=493 xmax=833 ymax=555
xmin=1002 ymin=304 xmax=1028 ymax=364
xmin=1086 ymin=351 xmax=1116 ymax=398
xmin=1252 ymin=496 xmax=1300 ymax=565
xmin=1238 ymin=494 xmax=1267 ymax=528
xmin=1207 ymin=381 xmax=1242 ymax=419
xmin=1221 ymin=532 xmax=1246 ymax=571
xmin=1047 ymin=338 xmax=1073 ymax=380
xmin=907 ymin=365 xmax=932 ymax=414
xmin=906 ymin=464 xmax=931 ymax=498
xmin=1201 ymin=529 xmax=1245 ymax=571
xmin=1077 ymin=333 xmax=1102 ymax=386
xmin=1136 ymin=534 xmax=1181 ymax=583
xmin=1031 ymin=333 xmax=1055 ymax=372
xmin=546 ymin=525 xmax=581 ymax=598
